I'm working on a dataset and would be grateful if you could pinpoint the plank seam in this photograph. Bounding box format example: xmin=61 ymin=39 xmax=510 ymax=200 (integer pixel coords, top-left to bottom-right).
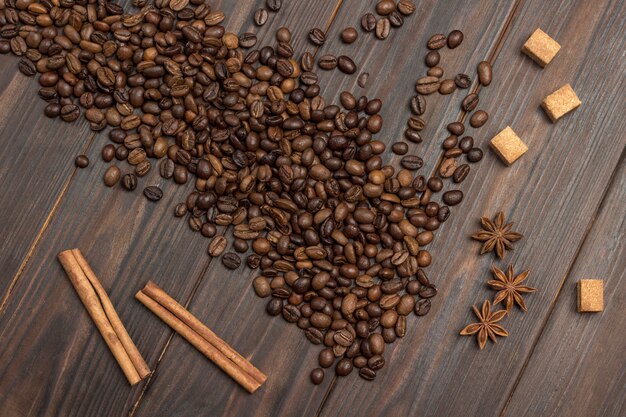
xmin=498 ymin=145 xmax=626 ymax=417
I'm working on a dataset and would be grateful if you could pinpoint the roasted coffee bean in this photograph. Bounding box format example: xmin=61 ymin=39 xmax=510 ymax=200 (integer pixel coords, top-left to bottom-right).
xmin=310 ymin=368 xmax=324 ymax=385
xmin=143 ymin=186 xmax=163 ymax=201
xmin=337 ymin=56 xmax=357 ymax=74
xmin=424 ymin=51 xmax=440 ymax=67
xmin=266 ymin=298 xmax=282 ymax=316
xmin=375 ymin=18 xmax=391 ymax=40
xmin=341 ymin=27 xmax=358 ymax=44
xmin=415 ymin=76 xmax=440 ymax=95
xmin=459 ymin=136 xmax=474 ymax=153
xmin=239 ymin=33 xmax=257 ymax=48
xmin=389 ymin=11 xmax=404 ymax=27
xmin=222 ymin=252 xmax=241 ymax=269
xmin=391 ymin=142 xmax=408 ymax=155
xmin=335 ymin=358 xmax=353 ymax=376
xmin=254 ymin=8 xmax=268 ymax=26
xmin=442 ymin=190 xmax=463 ymax=205
xmin=477 ymin=61 xmax=492 ymax=86
xmin=407 ymin=116 xmax=425 ymax=131
xmin=75 ymin=155 xmax=89 ymax=168
xmin=122 ymin=173 xmax=138 ymax=191
xmin=470 ymin=110 xmax=489 ymax=128
xmin=102 ymin=145 xmax=115 ymax=162
xmin=359 ymin=367 xmax=376 ymax=381
xmin=208 ymin=236 xmax=227 ymax=257
xmin=428 ymin=66 xmax=444 ymax=78
xmin=455 ymin=73 xmax=471 ymax=89
xmin=467 ymin=147 xmax=484 ymax=163
xmin=361 ymin=13 xmax=377 ymax=32
xmin=301 ymin=52 xmax=315 ymax=71
xmin=414 ymin=298 xmax=431 ymax=315
xmin=103 ymin=165 xmax=121 ymax=187
xmin=309 ymin=28 xmax=326 ymax=46
xmin=410 ymin=95 xmax=426 ymax=115
xmin=398 ymin=0 xmax=417 ymax=15
xmin=439 ymin=79 xmax=456 ymax=95
xmin=453 ymin=164 xmax=470 ymax=183
xmin=358 ymin=72 xmax=369 ymax=88
xmin=159 ymin=158 xmax=175 ymax=179
xmin=60 ymin=105 xmax=80 ymax=122
xmin=462 ymin=93 xmax=479 ymax=112
xmin=447 ymin=122 xmax=465 ymax=136
xmin=266 ymin=0 xmax=282 ymax=11
xmin=318 ymin=55 xmax=337 ymax=70
xmin=18 ymin=59 xmax=36 ymax=76
xmin=400 ymin=155 xmax=423 ymax=170
xmin=376 ymin=0 xmax=396 ymax=15
xmin=405 ymin=129 xmax=422 ymax=143
xmin=447 ymin=30 xmax=464 ymax=48
xmin=427 ymin=33 xmax=446 ymax=49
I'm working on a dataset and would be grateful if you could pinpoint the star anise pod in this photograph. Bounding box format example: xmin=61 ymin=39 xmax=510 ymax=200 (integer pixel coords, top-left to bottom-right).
xmin=460 ymin=300 xmax=508 ymax=349
xmin=471 ymin=211 xmax=522 ymax=259
xmin=488 ymin=264 xmax=536 ymax=312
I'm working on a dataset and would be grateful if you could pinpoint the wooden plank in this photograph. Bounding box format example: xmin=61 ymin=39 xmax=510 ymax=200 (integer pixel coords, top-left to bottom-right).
xmin=132 ymin=1 xmax=522 ymax=416
xmin=318 ymin=0 xmax=626 ymax=416
xmin=0 ymin=61 xmax=93 ymax=299
xmin=0 ymin=1 xmax=343 ymax=417
xmin=501 ymin=156 xmax=625 ymax=417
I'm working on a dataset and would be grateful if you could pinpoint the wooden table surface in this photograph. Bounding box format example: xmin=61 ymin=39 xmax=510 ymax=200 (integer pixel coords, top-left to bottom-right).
xmin=0 ymin=0 xmax=624 ymax=416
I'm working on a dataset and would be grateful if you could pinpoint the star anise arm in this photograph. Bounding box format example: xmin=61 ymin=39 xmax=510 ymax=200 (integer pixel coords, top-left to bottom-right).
xmin=460 ymin=323 xmax=482 ymax=336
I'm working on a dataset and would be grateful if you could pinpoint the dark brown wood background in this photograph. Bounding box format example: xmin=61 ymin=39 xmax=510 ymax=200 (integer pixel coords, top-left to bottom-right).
xmin=0 ymin=0 xmax=624 ymax=416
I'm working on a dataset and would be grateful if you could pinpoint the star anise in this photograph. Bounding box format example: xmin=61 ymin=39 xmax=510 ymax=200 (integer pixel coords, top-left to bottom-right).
xmin=460 ymin=300 xmax=508 ymax=349
xmin=487 ymin=264 xmax=536 ymax=312
xmin=471 ymin=211 xmax=522 ymax=259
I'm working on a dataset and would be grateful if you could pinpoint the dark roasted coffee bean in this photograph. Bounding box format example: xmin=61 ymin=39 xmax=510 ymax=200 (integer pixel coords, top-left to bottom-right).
xmin=427 ymin=33 xmax=446 ymax=49
xmin=453 ymin=164 xmax=470 ymax=183
xmin=254 ymin=8 xmax=268 ymax=26
xmin=122 ymin=173 xmax=138 ymax=191
xmin=470 ymin=110 xmax=489 ymax=128
xmin=310 ymin=368 xmax=324 ymax=385
xmin=442 ymin=190 xmax=463 ymax=205
xmin=74 ymin=155 xmax=89 ymax=168
xmin=407 ymin=116 xmax=425 ymax=131
xmin=222 ymin=252 xmax=241 ymax=269
xmin=375 ymin=18 xmax=390 ymax=40
xmin=208 ymin=236 xmax=227 ymax=257
xmin=266 ymin=298 xmax=282 ymax=316
xmin=103 ymin=165 xmax=121 ymax=187
xmin=309 ymin=28 xmax=326 ymax=46
xmin=467 ymin=147 xmax=483 ymax=163
xmin=358 ymin=72 xmax=369 ymax=88
xmin=301 ymin=52 xmax=314 ymax=71
xmin=239 ymin=33 xmax=257 ymax=48
xmin=159 ymin=158 xmax=175 ymax=179
xmin=459 ymin=136 xmax=474 ymax=152
xmin=389 ymin=10 xmax=404 ymax=27
xmin=455 ymin=73 xmax=471 ymax=89
xmin=424 ymin=51 xmax=440 ymax=67
xmin=447 ymin=30 xmax=464 ymax=48
xmin=318 ymin=55 xmax=337 ymax=70
xmin=102 ymin=145 xmax=115 ymax=162
xmin=447 ymin=122 xmax=465 ymax=136
xmin=462 ymin=93 xmax=479 ymax=112
xmin=335 ymin=358 xmax=353 ymax=377
xmin=143 ymin=186 xmax=163 ymax=201
xmin=410 ymin=95 xmax=426 ymax=115
xmin=60 ymin=105 xmax=80 ymax=122
xmin=341 ymin=27 xmax=358 ymax=44
xmin=391 ymin=142 xmax=408 ymax=155
xmin=359 ymin=367 xmax=376 ymax=380
xmin=337 ymin=56 xmax=356 ymax=74
xmin=414 ymin=298 xmax=431 ymax=315
xmin=266 ymin=0 xmax=282 ymax=11
xmin=405 ymin=129 xmax=422 ymax=143
xmin=18 ymin=59 xmax=36 ymax=76
xmin=415 ymin=76 xmax=440 ymax=95
xmin=361 ymin=13 xmax=377 ymax=32
xmin=401 ymin=155 xmax=423 ymax=170
xmin=477 ymin=61 xmax=492 ymax=86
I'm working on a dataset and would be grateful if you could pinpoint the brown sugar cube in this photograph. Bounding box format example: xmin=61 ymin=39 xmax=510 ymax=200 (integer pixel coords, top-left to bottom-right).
xmin=577 ymin=279 xmax=604 ymax=313
xmin=522 ymin=28 xmax=561 ymax=67
xmin=489 ymin=126 xmax=528 ymax=166
xmin=541 ymin=84 xmax=581 ymax=122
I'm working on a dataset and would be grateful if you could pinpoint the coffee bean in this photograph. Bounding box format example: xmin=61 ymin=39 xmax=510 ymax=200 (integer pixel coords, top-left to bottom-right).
xmin=266 ymin=298 xmax=282 ymax=316
xmin=18 ymin=59 xmax=36 ymax=76
xmin=103 ymin=165 xmax=121 ymax=187
xmin=470 ymin=110 xmax=489 ymax=128
xmin=208 ymin=236 xmax=227 ymax=257
xmin=447 ymin=122 xmax=465 ymax=136
xmin=477 ymin=61 xmax=492 ymax=86
xmin=455 ymin=73 xmax=471 ymax=89
xmin=359 ymin=367 xmax=376 ymax=381
xmin=391 ymin=142 xmax=408 ymax=155
xmin=442 ymin=190 xmax=463 ymax=206
xmin=439 ymin=79 xmax=456 ymax=95
xmin=222 ymin=252 xmax=241 ymax=269
xmin=376 ymin=0 xmax=396 ymax=15
xmin=405 ymin=129 xmax=422 ymax=143
xmin=121 ymin=173 xmax=137 ymax=191
xmin=361 ymin=13 xmax=377 ymax=32
xmin=143 ymin=186 xmax=163 ymax=201
xmin=102 ymin=145 xmax=115 ymax=162
xmin=415 ymin=76 xmax=440 ymax=95
xmin=401 ymin=155 xmax=423 ymax=170
xmin=276 ymin=27 xmax=291 ymax=42
xmin=439 ymin=158 xmax=457 ymax=178
xmin=337 ymin=56 xmax=356 ymax=74
xmin=358 ymin=72 xmax=369 ymax=88
xmin=159 ymin=158 xmax=175 ymax=179
xmin=309 ymin=28 xmax=326 ymax=46
xmin=407 ymin=116 xmax=425 ymax=131
xmin=389 ymin=11 xmax=404 ymax=27
xmin=453 ymin=164 xmax=470 ymax=183
xmin=427 ymin=33 xmax=446 ymax=49
xmin=75 ymin=155 xmax=89 ymax=168
xmin=459 ymin=136 xmax=474 ymax=153
xmin=239 ymin=33 xmax=257 ymax=48
xmin=410 ymin=95 xmax=426 ymax=115
xmin=318 ymin=55 xmax=337 ymax=70
xmin=266 ymin=0 xmax=282 ymax=11
xmin=60 ymin=105 xmax=80 ymax=122
xmin=428 ymin=66 xmax=444 ymax=78
xmin=335 ymin=358 xmax=353 ymax=377
xmin=341 ymin=27 xmax=358 ymax=44
xmin=254 ymin=8 xmax=268 ymax=26
xmin=447 ymin=30 xmax=464 ymax=48
xmin=414 ymin=299 xmax=431 ymax=316
xmin=376 ymin=18 xmax=391 ymax=40
xmin=467 ymin=147 xmax=483 ymax=163
xmin=310 ymin=368 xmax=324 ymax=384
xmin=398 ymin=0 xmax=416 ymax=15
xmin=462 ymin=93 xmax=479 ymax=112
xmin=424 ymin=51 xmax=440 ymax=67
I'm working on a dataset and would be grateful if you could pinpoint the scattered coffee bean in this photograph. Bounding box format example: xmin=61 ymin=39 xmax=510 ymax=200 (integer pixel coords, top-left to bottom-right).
xmin=467 ymin=147 xmax=484 ymax=162
xmin=447 ymin=122 xmax=465 ymax=136
xmin=222 ymin=252 xmax=241 ymax=269
xmin=425 ymin=51 xmax=440 ymax=67
xmin=361 ymin=13 xmax=377 ymax=32
xmin=439 ymin=79 xmax=456 ymax=95
xmin=74 ymin=155 xmax=89 ymax=168
xmin=254 ymin=8 xmax=268 ymax=26
xmin=358 ymin=72 xmax=369 ymax=88
xmin=415 ymin=76 xmax=440 ymax=95
xmin=266 ymin=0 xmax=282 ymax=12
xmin=337 ymin=56 xmax=356 ymax=74
xmin=122 ymin=173 xmax=138 ymax=191
xmin=427 ymin=33 xmax=446 ymax=50
xmin=397 ymin=0 xmax=416 ymax=15
xmin=311 ymin=368 xmax=324 ymax=385
xmin=375 ymin=18 xmax=391 ymax=40
xmin=341 ymin=27 xmax=358 ymax=44
xmin=427 ymin=67 xmax=444 ymax=78
xmin=376 ymin=0 xmax=396 ymax=15
xmin=208 ymin=236 xmax=227 ymax=257
xmin=447 ymin=30 xmax=464 ymax=48
xmin=453 ymin=164 xmax=470 ymax=183
xmin=318 ymin=55 xmax=337 ymax=70
xmin=391 ymin=142 xmax=409 ymax=155
xmin=442 ymin=190 xmax=463 ymax=205
xmin=455 ymin=73 xmax=471 ymax=89
xmin=477 ymin=61 xmax=492 ymax=86
xmin=410 ymin=95 xmax=426 ymax=115
xmin=103 ymin=165 xmax=121 ymax=187
xmin=143 ymin=186 xmax=163 ymax=201
xmin=308 ymin=28 xmax=326 ymax=46
xmin=462 ymin=93 xmax=479 ymax=112
xmin=470 ymin=110 xmax=489 ymax=128
xmin=400 ymin=155 xmax=423 ymax=170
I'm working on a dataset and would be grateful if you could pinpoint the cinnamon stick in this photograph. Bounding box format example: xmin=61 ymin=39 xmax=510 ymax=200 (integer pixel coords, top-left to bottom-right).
xmin=141 ymin=281 xmax=267 ymax=385
xmin=135 ymin=284 xmax=265 ymax=393
xmin=58 ymin=249 xmax=150 ymax=385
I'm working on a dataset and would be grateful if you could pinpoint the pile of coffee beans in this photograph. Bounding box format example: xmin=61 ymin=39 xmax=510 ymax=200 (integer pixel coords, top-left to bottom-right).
xmin=0 ymin=0 xmax=490 ymax=385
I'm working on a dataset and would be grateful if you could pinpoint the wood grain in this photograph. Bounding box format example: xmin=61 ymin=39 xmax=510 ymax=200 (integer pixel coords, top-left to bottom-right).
xmin=501 ymin=155 xmax=625 ymax=417
xmin=318 ymin=0 xmax=626 ymax=416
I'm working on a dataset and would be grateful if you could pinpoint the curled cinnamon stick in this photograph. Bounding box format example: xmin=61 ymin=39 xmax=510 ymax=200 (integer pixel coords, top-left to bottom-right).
xmin=58 ymin=249 xmax=150 ymax=385
xmin=136 ymin=282 xmax=265 ymax=393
